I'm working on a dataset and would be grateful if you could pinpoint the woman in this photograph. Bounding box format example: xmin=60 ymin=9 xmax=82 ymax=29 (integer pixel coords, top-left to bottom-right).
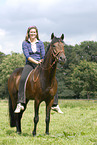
xmin=14 ymin=26 xmax=45 ymax=113
xmin=15 ymin=26 xmax=63 ymax=114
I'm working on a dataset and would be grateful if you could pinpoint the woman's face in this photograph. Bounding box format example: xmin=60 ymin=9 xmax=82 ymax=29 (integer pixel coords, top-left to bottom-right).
xmin=29 ymin=28 xmax=37 ymax=39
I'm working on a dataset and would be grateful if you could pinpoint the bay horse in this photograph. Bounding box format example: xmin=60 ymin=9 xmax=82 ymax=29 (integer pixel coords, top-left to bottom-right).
xmin=8 ymin=33 xmax=66 ymax=136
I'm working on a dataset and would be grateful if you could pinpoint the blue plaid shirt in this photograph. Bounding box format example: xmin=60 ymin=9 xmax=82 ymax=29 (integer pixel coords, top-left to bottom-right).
xmin=22 ymin=40 xmax=45 ymax=63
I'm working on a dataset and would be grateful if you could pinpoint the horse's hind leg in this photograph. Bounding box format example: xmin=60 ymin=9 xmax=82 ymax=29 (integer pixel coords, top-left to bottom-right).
xmin=15 ymin=100 xmax=29 ymax=134
xmin=14 ymin=113 xmax=22 ymax=134
xmin=32 ymin=100 xmax=40 ymax=136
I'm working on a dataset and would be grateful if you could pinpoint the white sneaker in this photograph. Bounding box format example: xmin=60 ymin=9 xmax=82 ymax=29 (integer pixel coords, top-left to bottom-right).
xmin=14 ymin=103 xmax=24 ymax=113
xmin=51 ymin=105 xmax=63 ymax=114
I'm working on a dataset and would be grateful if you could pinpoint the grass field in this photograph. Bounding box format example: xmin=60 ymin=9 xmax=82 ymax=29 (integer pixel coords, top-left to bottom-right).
xmin=0 ymin=99 xmax=97 ymax=145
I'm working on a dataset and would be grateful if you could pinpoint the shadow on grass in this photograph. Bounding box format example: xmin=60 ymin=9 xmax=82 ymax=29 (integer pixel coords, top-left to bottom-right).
xmin=6 ymin=130 xmax=15 ymax=135
xmin=6 ymin=129 xmax=77 ymax=138
xmin=6 ymin=129 xmax=31 ymax=137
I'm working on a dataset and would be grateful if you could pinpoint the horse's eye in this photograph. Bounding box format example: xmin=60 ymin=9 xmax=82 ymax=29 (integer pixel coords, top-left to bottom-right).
xmin=53 ymin=45 xmax=56 ymax=47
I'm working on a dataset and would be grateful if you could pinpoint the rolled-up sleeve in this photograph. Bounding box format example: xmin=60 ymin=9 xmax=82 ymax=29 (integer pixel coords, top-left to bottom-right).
xmin=22 ymin=41 xmax=30 ymax=59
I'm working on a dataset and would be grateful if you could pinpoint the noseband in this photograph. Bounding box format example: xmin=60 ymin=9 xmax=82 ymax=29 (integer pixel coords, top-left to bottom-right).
xmin=52 ymin=47 xmax=64 ymax=60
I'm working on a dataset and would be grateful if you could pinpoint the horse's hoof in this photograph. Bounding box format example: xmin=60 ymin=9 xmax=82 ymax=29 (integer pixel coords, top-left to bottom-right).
xmin=32 ymin=131 xmax=36 ymax=137
xmin=46 ymin=132 xmax=49 ymax=135
xmin=33 ymin=134 xmax=36 ymax=137
xmin=17 ymin=131 xmax=21 ymax=134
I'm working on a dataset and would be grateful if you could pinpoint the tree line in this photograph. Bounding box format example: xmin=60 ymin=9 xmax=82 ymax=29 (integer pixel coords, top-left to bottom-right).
xmin=0 ymin=41 xmax=97 ymax=99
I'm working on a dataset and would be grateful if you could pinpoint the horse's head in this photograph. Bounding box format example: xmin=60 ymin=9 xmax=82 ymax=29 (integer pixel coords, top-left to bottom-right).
xmin=50 ymin=33 xmax=66 ymax=65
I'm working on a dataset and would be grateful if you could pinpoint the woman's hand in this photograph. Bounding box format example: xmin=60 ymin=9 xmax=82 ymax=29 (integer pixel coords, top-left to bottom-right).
xmin=28 ymin=57 xmax=43 ymax=65
xmin=38 ymin=59 xmax=43 ymax=64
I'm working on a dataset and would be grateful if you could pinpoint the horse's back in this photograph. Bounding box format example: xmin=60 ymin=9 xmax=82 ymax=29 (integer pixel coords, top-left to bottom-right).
xmin=11 ymin=67 xmax=23 ymax=76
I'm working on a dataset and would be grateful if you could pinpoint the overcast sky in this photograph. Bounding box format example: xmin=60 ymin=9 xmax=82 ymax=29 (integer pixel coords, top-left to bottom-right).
xmin=0 ymin=0 xmax=97 ymax=54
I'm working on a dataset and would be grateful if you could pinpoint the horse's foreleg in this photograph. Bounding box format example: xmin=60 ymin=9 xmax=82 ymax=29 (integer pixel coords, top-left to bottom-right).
xmin=45 ymin=107 xmax=50 ymax=135
xmin=45 ymin=102 xmax=52 ymax=135
xmin=45 ymin=99 xmax=54 ymax=135
xmin=32 ymin=100 xmax=40 ymax=136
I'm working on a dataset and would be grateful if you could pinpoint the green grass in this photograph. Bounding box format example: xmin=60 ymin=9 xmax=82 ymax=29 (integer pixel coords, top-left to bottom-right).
xmin=0 ymin=99 xmax=97 ymax=145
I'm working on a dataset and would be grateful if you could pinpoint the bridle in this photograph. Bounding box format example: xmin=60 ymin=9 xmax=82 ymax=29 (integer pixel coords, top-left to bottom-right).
xmin=40 ymin=41 xmax=65 ymax=70
xmin=52 ymin=47 xmax=64 ymax=61
xmin=32 ymin=41 xmax=65 ymax=82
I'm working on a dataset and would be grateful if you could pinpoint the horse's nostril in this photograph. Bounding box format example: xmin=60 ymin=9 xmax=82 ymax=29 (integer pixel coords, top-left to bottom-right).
xmin=59 ymin=56 xmax=66 ymax=63
xmin=65 ymin=57 xmax=67 ymax=62
xmin=60 ymin=57 xmax=62 ymax=60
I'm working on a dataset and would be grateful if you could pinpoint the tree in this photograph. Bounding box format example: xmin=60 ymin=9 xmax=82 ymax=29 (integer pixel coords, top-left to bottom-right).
xmin=71 ymin=60 xmax=97 ymax=99
xmin=43 ymin=41 xmax=50 ymax=51
xmin=75 ymin=41 xmax=97 ymax=62
xmin=0 ymin=51 xmax=5 ymax=64
xmin=0 ymin=40 xmax=97 ymax=99
xmin=0 ymin=52 xmax=25 ymax=98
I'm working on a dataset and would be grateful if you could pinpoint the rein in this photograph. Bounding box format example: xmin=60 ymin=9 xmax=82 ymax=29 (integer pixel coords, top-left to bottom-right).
xmin=32 ymin=66 xmax=40 ymax=83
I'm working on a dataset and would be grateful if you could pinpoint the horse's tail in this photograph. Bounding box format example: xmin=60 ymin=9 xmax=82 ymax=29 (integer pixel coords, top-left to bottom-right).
xmin=8 ymin=95 xmax=16 ymax=127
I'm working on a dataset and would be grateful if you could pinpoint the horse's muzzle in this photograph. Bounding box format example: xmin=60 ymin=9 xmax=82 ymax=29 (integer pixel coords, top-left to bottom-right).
xmin=58 ymin=54 xmax=66 ymax=65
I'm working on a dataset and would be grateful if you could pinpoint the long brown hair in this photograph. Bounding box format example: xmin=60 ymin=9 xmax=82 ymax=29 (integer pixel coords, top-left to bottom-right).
xmin=25 ymin=26 xmax=40 ymax=41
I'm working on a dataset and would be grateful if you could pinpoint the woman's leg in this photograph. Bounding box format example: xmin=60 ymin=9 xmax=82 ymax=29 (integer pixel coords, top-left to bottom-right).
xmin=51 ymin=90 xmax=63 ymax=114
xmin=52 ymin=90 xmax=58 ymax=107
xmin=18 ymin=64 xmax=33 ymax=104
xmin=14 ymin=64 xmax=33 ymax=113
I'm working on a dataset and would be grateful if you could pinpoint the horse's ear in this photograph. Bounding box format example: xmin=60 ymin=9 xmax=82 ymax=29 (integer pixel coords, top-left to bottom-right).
xmin=51 ymin=33 xmax=54 ymax=39
xmin=61 ymin=34 xmax=64 ymax=40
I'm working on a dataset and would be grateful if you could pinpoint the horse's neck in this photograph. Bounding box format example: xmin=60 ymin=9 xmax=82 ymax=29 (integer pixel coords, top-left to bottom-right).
xmin=42 ymin=51 xmax=57 ymax=82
